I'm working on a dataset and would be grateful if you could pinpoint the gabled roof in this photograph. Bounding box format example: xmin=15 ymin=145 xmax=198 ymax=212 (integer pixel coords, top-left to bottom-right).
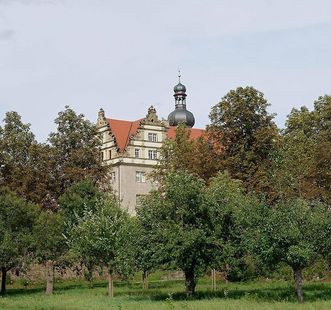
xmin=107 ymin=118 xmax=142 ymax=153
xmin=167 ymin=126 xmax=205 ymax=140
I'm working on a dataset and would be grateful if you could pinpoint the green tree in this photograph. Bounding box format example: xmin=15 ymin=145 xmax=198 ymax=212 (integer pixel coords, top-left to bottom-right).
xmin=33 ymin=211 xmax=67 ymax=295
xmin=0 ymin=188 xmax=38 ymax=294
xmin=272 ymin=96 xmax=330 ymax=204
xmin=153 ymin=124 xmax=220 ymax=184
xmin=48 ymin=106 xmax=107 ymax=198
xmin=206 ymin=172 xmax=257 ymax=281
xmin=209 ymin=86 xmax=279 ymax=197
xmin=0 ymin=112 xmax=36 ymax=198
xmin=70 ymin=197 xmax=135 ymax=297
xmin=247 ymin=199 xmax=327 ymax=302
xmin=138 ymin=172 xmax=214 ymax=296
xmin=59 ymin=179 xmax=106 ymax=286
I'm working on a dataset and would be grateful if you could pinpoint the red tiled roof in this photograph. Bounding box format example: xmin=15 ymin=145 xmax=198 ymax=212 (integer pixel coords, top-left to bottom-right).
xmin=107 ymin=118 xmax=142 ymax=153
xmin=107 ymin=119 xmax=205 ymax=153
xmin=167 ymin=126 xmax=205 ymax=140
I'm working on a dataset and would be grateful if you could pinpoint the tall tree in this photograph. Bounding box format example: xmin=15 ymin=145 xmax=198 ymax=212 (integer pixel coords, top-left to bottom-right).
xmin=48 ymin=106 xmax=108 ymax=201
xmin=0 ymin=188 xmax=38 ymax=294
xmin=272 ymin=96 xmax=331 ymax=204
xmin=69 ymin=196 xmax=135 ymax=297
xmin=209 ymin=86 xmax=279 ymax=196
xmin=0 ymin=112 xmax=36 ymax=198
xmin=247 ymin=199 xmax=328 ymax=303
xmin=153 ymin=124 xmax=221 ymax=184
xmin=138 ymin=172 xmax=214 ymax=296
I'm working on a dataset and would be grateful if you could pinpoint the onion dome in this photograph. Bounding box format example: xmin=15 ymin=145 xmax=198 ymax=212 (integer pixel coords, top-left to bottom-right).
xmin=167 ymin=71 xmax=195 ymax=128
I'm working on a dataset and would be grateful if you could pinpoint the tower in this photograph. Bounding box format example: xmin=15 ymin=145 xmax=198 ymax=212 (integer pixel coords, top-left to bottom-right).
xmin=167 ymin=72 xmax=195 ymax=128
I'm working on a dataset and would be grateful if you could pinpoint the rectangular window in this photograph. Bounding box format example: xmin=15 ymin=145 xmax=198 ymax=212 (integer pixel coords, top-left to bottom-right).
xmin=134 ymin=148 xmax=140 ymax=158
xmin=136 ymin=171 xmax=146 ymax=183
xmin=148 ymin=150 xmax=157 ymax=159
xmin=109 ymin=150 xmax=112 ymax=159
xmin=148 ymin=133 xmax=157 ymax=142
xmin=101 ymin=151 xmax=104 ymax=161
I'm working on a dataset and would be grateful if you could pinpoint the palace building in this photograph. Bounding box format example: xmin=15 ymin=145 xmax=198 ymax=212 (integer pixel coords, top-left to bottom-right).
xmin=97 ymin=75 xmax=204 ymax=214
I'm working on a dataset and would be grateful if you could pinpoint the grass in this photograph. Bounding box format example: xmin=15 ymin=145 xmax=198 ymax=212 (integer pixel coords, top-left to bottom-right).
xmin=1 ymin=274 xmax=331 ymax=309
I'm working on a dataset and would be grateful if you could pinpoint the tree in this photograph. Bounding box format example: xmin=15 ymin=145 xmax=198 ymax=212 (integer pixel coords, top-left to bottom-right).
xmin=206 ymin=172 xmax=257 ymax=281
xmin=0 ymin=112 xmax=36 ymax=198
xmin=0 ymin=188 xmax=38 ymax=294
xmin=59 ymin=179 xmax=106 ymax=286
xmin=209 ymin=86 xmax=279 ymax=197
xmin=33 ymin=211 xmax=67 ymax=295
xmin=69 ymin=196 xmax=135 ymax=297
xmin=247 ymin=199 xmax=327 ymax=303
xmin=153 ymin=123 xmax=221 ymax=184
xmin=138 ymin=172 xmax=214 ymax=296
xmin=272 ymin=96 xmax=331 ymax=204
xmin=48 ymin=106 xmax=108 ymax=199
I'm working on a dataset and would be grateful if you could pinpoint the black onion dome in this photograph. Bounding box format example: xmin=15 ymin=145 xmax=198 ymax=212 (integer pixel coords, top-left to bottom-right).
xmin=174 ymin=82 xmax=186 ymax=93
xmin=168 ymin=109 xmax=195 ymax=128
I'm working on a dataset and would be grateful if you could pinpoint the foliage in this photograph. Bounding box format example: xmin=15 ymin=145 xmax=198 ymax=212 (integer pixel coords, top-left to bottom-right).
xmin=48 ymin=106 xmax=108 ymax=202
xmin=153 ymin=124 xmax=221 ymax=184
xmin=69 ymin=196 xmax=136 ymax=286
xmin=0 ymin=188 xmax=38 ymax=293
xmin=209 ymin=86 xmax=279 ymax=197
xmin=271 ymin=96 xmax=331 ymax=204
xmin=206 ymin=172 xmax=259 ymax=281
xmin=246 ymin=198 xmax=329 ymax=302
xmin=138 ymin=171 xmax=214 ymax=296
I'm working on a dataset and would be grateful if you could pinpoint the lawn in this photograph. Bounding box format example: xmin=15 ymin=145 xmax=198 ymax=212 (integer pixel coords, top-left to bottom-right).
xmin=1 ymin=274 xmax=331 ymax=309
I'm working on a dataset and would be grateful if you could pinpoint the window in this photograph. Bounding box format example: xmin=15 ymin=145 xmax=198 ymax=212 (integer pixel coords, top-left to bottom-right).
xmin=148 ymin=149 xmax=157 ymax=159
xmin=109 ymin=150 xmax=112 ymax=159
xmin=110 ymin=171 xmax=116 ymax=182
xmin=136 ymin=171 xmax=146 ymax=183
xmin=101 ymin=151 xmax=104 ymax=161
xmin=148 ymin=133 xmax=157 ymax=142
xmin=134 ymin=148 xmax=140 ymax=158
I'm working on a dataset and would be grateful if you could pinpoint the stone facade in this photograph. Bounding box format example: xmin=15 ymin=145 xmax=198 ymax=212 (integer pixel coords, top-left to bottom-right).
xmin=97 ymin=106 xmax=169 ymax=214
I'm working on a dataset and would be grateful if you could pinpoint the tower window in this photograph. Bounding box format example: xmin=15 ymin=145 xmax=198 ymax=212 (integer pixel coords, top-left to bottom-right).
xmin=109 ymin=150 xmax=112 ymax=159
xmin=148 ymin=150 xmax=157 ymax=160
xmin=136 ymin=171 xmax=146 ymax=183
xmin=148 ymin=133 xmax=157 ymax=142
xmin=134 ymin=148 xmax=140 ymax=158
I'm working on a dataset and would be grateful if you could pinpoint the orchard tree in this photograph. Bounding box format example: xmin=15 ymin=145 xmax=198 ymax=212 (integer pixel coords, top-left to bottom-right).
xmin=33 ymin=211 xmax=67 ymax=295
xmin=209 ymin=86 xmax=279 ymax=196
xmin=0 ymin=188 xmax=38 ymax=294
xmin=138 ymin=172 xmax=214 ymax=296
xmin=206 ymin=172 xmax=257 ymax=282
xmin=59 ymin=179 xmax=106 ymax=285
xmin=248 ymin=199 xmax=328 ymax=303
xmin=70 ymin=197 xmax=135 ymax=297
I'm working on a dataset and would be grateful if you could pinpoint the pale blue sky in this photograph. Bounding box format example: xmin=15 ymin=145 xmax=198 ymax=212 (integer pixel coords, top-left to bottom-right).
xmin=0 ymin=0 xmax=330 ymax=141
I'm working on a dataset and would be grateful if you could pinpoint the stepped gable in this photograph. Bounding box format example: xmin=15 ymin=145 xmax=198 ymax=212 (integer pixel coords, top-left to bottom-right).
xmin=107 ymin=118 xmax=142 ymax=153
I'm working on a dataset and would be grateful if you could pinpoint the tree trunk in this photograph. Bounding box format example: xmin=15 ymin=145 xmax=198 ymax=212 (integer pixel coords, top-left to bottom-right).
xmin=1 ymin=267 xmax=7 ymax=294
xmin=108 ymin=270 xmax=113 ymax=297
xmin=184 ymin=269 xmax=196 ymax=297
xmin=45 ymin=260 xmax=54 ymax=295
xmin=294 ymin=268 xmax=304 ymax=303
xmin=142 ymin=271 xmax=148 ymax=290
xmin=211 ymin=269 xmax=216 ymax=291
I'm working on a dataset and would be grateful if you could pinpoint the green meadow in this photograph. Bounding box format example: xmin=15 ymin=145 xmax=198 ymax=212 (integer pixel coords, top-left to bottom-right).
xmin=1 ymin=274 xmax=331 ymax=310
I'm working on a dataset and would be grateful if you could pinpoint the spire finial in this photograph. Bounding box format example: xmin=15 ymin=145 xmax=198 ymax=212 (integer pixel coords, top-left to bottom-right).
xmin=178 ymin=69 xmax=181 ymax=83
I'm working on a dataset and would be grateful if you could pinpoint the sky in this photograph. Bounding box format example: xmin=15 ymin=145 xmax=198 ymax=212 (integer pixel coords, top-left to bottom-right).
xmin=0 ymin=0 xmax=330 ymax=141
